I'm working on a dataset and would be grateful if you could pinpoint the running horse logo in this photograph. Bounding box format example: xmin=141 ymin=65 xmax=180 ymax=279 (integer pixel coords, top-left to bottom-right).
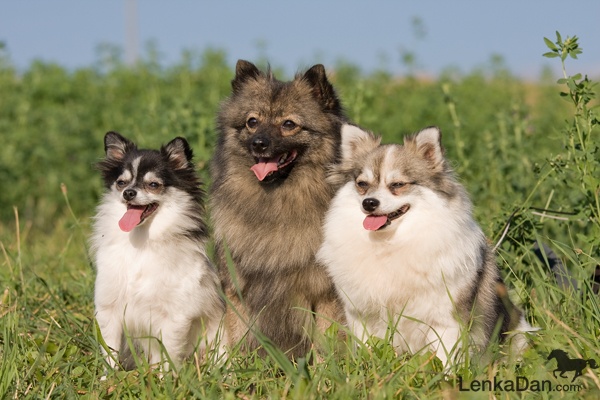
xmin=547 ymin=349 xmax=598 ymax=382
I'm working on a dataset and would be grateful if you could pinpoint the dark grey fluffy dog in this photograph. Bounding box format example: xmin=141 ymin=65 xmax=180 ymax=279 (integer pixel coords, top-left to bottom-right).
xmin=210 ymin=60 xmax=346 ymax=357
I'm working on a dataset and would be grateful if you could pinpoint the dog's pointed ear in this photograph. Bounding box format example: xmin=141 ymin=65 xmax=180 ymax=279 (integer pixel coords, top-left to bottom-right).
xmin=413 ymin=126 xmax=445 ymax=168
xmin=340 ymin=124 xmax=381 ymax=162
xmin=232 ymin=60 xmax=262 ymax=93
xmin=104 ymin=131 xmax=136 ymax=161
xmin=328 ymin=124 xmax=381 ymax=187
xmin=162 ymin=137 xmax=193 ymax=170
xmin=301 ymin=64 xmax=342 ymax=112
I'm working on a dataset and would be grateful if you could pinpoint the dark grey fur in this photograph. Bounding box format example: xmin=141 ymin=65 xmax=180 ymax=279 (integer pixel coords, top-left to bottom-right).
xmin=209 ymin=60 xmax=347 ymax=357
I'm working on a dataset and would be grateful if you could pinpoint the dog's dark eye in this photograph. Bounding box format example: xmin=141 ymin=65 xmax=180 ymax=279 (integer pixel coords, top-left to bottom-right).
xmin=116 ymin=180 xmax=127 ymax=188
xmin=390 ymin=182 xmax=406 ymax=190
xmin=148 ymin=182 xmax=161 ymax=189
xmin=356 ymin=181 xmax=369 ymax=189
xmin=282 ymin=120 xmax=296 ymax=130
xmin=246 ymin=117 xmax=258 ymax=129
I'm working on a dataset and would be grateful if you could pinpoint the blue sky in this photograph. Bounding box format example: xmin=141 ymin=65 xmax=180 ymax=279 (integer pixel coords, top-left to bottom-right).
xmin=1 ymin=1 xmax=599 ymax=78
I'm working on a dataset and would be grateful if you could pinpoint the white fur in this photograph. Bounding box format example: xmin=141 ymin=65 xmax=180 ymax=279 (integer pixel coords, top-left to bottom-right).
xmin=91 ymin=186 xmax=224 ymax=371
xmin=414 ymin=127 xmax=444 ymax=164
xmin=318 ymin=126 xmax=532 ymax=365
xmin=340 ymin=124 xmax=371 ymax=159
xmin=318 ymin=181 xmax=484 ymax=365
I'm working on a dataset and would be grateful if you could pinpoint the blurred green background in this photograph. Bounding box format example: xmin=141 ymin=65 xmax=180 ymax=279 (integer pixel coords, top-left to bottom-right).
xmin=0 ymin=47 xmax=573 ymax=238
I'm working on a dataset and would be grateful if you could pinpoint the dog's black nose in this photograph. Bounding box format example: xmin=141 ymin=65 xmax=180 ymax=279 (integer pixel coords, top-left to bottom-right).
xmin=123 ymin=189 xmax=137 ymax=201
xmin=251 ymin=135 xmax=270 ymax=153
xmin=362 ymin=198 xmax=380 ymax=212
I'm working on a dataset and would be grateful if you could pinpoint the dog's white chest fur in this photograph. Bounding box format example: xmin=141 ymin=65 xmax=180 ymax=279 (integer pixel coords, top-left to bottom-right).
xmin=94 ymin=221 xmax=208 ymax=327
xmin=92 ymin=199 xmax=221 ymax=367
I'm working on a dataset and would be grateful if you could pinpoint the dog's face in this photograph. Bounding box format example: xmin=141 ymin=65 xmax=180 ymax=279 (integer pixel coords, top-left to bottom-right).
xmin=338 ymin=125 xmax=457 ymax=232
xmin=355 ymin=145 xmax=417 ymax=231
xmin=217 ymin=60 xmax=344 ymax=184
xmin=97 ymin=132 xmax=198 ymax=232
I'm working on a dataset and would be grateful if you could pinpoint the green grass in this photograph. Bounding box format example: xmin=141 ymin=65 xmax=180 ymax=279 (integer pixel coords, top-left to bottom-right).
xmin=1 ymin=37 xmax=599 ymax=398
xmin=2 ymin=218 xmax=599 ymax=398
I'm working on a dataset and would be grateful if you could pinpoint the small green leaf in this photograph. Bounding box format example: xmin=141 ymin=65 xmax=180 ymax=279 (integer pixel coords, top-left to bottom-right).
xmin=543 ymin=52 xmax=559 ymax=59
xmin=71 ymin=366 xmax=84 ymax=378
xmin=65 ymin=344 xmax=78 ymax=358
xmin=583 ymin=176 xmax=598 ymax=192
xmin=543 ymin=37 xmax=558 ymax=50
xmin=45 ymin=342 xmax=59 ymax=355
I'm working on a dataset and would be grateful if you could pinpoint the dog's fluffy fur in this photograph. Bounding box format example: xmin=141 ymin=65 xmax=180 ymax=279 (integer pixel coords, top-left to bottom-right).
xmin=209 ymin=60 xmax=346 ymax=357
xmin=317 ymin=124 xmax=532 ymax=365
xmin=91 ymin=132 xmax=224 ymax=370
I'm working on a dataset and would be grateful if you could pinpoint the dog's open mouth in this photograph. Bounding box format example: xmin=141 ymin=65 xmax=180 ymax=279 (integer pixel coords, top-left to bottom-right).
xmin=363 ymin=204 xmax=410 ymax=231
xmin=118 ymin=203 xmax=159 ymax=232
xmin=250 ymin=150 xmax=298 ymax=181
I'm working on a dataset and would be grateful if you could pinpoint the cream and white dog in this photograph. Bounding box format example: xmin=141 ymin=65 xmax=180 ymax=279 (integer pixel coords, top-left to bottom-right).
xmin=317 ymin=124 xmax=532 ymax=365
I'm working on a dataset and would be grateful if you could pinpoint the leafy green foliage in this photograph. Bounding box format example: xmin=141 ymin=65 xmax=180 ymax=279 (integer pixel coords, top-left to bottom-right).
xmin=542 ymin=32 xmax=600 ymax=257
xmin=0 ymin=48 xmax=231 ymax=231
xmin=1 ymin=34 xmax=599 ymax=397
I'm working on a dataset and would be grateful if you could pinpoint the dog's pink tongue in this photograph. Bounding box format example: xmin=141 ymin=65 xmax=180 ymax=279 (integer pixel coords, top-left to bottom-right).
xmin=250 ymin=158 xmax=279 ymax=181
xmin=118 ymin=206 xmax=144 ymax=232
xmin=363 ymin=215 xmax=388 ymax=231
